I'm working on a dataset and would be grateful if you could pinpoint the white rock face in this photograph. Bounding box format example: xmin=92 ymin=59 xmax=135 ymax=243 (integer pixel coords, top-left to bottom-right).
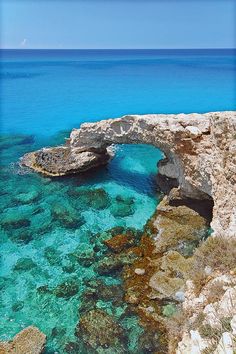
xmin=70 ymin=111 xmax=236 ymax=237
xmin=214 ymin=332 xmax=234 ymax=354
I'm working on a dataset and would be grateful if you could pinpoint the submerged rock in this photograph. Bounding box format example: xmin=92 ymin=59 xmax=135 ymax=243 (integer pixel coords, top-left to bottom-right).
xmin=68 ymin=187 xmax=111 ymax=210
xmin=51 ymin=202 xmax=85 ymax=229
xmin=44 ymin=246 xmax=62 ymax=266
xmin=64 ymin=341 xmax=81 ymax=354
xmin=83 ymin=279 xmax=124 ymax=306
xmin=0 ymin=326 xmax=46 ymax=354
xmin=14 ymin=257 xmax=37 ymax=272
xmin=14 ymin=190 xmax=40 ymax=204
xmin=12 ymin=301 xmax=24 ymax=312
xmin=68 ymin=243 xmax=95 ymax=267
xmin=10 ymin=230 xmax=33 ymax=245
xmin=0 ymin=134 xmax=35 ymax=150
xmin=76 ymin=309 xmax=126 ymax=352
xmin=96 ymin=252 xmax=138 ymax=275
xmin=110 ymin=198 xmax=135 ymax=217
xmin=53 ymin=277 xmax=79 ymax=299
xmin=2 ymin=218 xmax=31 ymax=231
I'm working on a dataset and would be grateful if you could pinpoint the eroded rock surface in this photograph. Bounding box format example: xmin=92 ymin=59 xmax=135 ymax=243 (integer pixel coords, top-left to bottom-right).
xmin=21 ymin=111 xmax=236 ymax=237
xmin=0 ymin=326 xmax=46 ymax=354
xmin=21 ymin=146 xmax=110 ymax=176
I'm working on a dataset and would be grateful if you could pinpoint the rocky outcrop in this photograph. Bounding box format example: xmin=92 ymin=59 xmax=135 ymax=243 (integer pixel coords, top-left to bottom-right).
xmin=121 ymin=190 xmax=236 ymax=353
xmin=21 ymin=146 xmax=110 ymax=176
xmin=21 ymin=111 xmax=236 ymax=237
xmin=0 ymin=326 xmax=46 ymax=354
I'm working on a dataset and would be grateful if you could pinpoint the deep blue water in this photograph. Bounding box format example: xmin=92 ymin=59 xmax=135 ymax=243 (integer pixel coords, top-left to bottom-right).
xmin=0 ymin=49 xmax=235 ymax=353
xmin=1 ymin=49 xmax=235 ymax=135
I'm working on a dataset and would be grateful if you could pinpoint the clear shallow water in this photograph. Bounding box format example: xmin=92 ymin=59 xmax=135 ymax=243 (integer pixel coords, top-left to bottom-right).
xmin=0 ymin=49 xmax=235 ymax=353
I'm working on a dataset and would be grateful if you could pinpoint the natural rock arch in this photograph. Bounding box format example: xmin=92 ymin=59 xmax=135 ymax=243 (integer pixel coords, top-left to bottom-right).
xmin=21 ymin=111 xmax=236 ymax=237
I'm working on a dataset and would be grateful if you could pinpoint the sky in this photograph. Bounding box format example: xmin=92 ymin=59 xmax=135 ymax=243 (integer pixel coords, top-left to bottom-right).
xmin=1 ymin=0 xmax=235 ymax=49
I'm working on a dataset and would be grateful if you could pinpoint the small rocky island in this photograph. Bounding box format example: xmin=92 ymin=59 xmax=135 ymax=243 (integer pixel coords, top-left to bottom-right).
xmin=14 ymin=111 xmax=236 ymax=353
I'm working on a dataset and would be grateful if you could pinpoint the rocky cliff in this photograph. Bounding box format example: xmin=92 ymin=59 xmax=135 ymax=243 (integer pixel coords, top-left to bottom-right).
xmin=20 ymin=111 xmax=236 ymax=353
xmin=22 ymin=111 xmax=236 ymax=238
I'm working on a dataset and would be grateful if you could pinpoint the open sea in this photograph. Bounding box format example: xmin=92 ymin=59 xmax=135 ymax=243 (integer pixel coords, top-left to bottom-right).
xmin=0 ymin=49 xmax=235 ymax=353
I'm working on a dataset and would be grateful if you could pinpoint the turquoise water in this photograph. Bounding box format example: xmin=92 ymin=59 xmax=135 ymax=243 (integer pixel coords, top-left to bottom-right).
xmin=0 ymin=49 xmax=235 ymax=353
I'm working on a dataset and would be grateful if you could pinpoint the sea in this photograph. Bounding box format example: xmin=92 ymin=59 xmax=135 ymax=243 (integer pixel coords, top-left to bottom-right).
xmin=0 ymin=49 xmax=235 ymax=353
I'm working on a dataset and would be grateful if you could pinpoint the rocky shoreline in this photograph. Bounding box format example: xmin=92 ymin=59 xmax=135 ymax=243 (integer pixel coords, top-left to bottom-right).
xmin=9 ymin=111 xmax=236 ymax=353
xmin=21 ymin=111 xmax=236 ymax=237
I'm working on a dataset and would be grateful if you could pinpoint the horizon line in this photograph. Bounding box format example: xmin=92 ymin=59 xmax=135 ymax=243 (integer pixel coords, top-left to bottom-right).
xmin=1 ymin=47 xmax=235 ymax=50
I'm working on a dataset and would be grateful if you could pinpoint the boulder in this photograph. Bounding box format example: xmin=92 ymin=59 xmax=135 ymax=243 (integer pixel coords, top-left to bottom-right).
xmin=21 ymin=146 xmax=110 ymax=177
xmin=0 ymin=326 xmax=46 ymax=354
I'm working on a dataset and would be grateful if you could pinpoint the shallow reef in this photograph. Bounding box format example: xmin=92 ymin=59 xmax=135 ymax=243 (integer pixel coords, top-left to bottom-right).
xmin=0 ymin=133 xmax=163 ymax=353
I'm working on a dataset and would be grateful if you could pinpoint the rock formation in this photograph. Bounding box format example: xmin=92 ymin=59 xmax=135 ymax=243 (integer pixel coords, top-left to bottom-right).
xmin=21 ymin=111 xmax=236 ymax=237
xmin=0 ymin=326 xmax=46 ymax=354
xmin=20 ymin=111 xmax=236 ymax=353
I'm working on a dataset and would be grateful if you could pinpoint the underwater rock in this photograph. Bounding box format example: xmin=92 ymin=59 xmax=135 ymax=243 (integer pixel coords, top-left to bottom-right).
xmin=0 ymin=134 xmax=35 ymax=150
xmin=21 ymin=146 xmax=110 ymax=177
xmin=68 ymin=243 xmax=95 ymax=267
xmin=68 ymin=187 xmax=111 ymax=210
xmin=0 ymin=326 xmax=46 ymax=354
xmin=53 ymin=277 xmax=79 ymax=299
xmin=138 ymin=327 xmax=163 ymax=354
xmin=110 ymin=199 xmax=135 ymax=217
xmin=91 ymin=227 xmax=136 ymax=253
xmin=104 ymin=233 xmax=135 ymax=253
xmin=62 ymin=260 xmax=78 ymax=274
xmin=64 ymin=341 xmax=81 ymax=354
xmin=63 ymin=216 xmax=85 ymax=230
xmin=14 ymin=190 xmax=40 ymax=204
xmin=0 ymin=277 xmax=9 ymax=291
xmin=115 ymin=195 xmax=135 ymax=205
xmin=51 ymin=203 xmax=85 ymax=229
xmin=10 ymin=230 xmax=33 ymax=245
xmin=12 ymin=301 xmax=24 ymax=312
xmin=37 ymin=285 xmax=50 ymax=294
xmin=96 ymin=252 xmax=138 ymax=275
xmin=84 ymin=279 xmax=124 ymax=306
xmin=2 ymin=218 xmax=31 ymax=231
xmin=76 ymin=309 xmax=126 ymax=352
xmin=14 ymin=257 xmax=37 ymax=272
xmin=44 ymin=246 xmax=62 ymax=266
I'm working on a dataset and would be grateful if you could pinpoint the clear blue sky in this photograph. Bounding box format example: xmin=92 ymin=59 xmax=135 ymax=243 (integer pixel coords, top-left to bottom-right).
xmin=1 ymin=0 xmax=235 ymax=49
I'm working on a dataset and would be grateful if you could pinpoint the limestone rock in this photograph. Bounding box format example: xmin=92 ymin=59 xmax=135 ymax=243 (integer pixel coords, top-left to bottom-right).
xmin=177 ymin=330 xmax=208 ymax=354
xmin=214 ymin=332 xmax=234 ymax=354
xmin=22 ymin=111 xmax=236 ymax=236
xmin=21 ymin=146 xmax=110 ymax=176
xmin=0 ymin=326 xmax=46 ymax=354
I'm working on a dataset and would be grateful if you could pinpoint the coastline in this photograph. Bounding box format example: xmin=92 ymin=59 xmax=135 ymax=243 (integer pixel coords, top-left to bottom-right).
xmin=14 ymin=110 xmax=236 ymax=353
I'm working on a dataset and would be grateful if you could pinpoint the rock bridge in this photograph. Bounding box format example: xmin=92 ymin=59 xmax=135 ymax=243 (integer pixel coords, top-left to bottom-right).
xmin=21 ymin=111 xmax=236 ymax=237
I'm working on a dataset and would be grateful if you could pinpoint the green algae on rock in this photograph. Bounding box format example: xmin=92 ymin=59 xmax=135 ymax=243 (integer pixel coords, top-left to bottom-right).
xmin=53 ymin=277 xmax=80 ymax=299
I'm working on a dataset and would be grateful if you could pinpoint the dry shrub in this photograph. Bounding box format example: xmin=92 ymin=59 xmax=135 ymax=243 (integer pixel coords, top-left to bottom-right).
xmin=165 ymin=310 xmax=187 ymax=351
xmin=188 ymin=235 xmax=236 ymax=292
xmin=193 ymin=235 xmax=236 ymax=271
